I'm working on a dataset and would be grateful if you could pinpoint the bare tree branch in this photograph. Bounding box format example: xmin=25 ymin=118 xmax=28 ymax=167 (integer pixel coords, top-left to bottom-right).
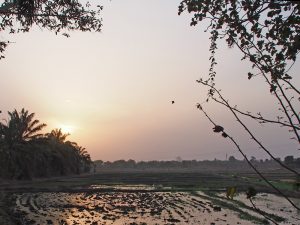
xmin=197 ymin=80 xmax=300 ymax=176
xmin=197 ymin=103 xmax=300 ymax=210
xmin=211 ymin=97 xmax=300 ymax=131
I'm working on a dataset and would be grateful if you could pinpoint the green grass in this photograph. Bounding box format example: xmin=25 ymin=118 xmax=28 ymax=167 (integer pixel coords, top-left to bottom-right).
xmin=192 ymin=190 xmax=286 ymax=224
xmin=191 ymin=191 xmax=270 ymax=224
xmin=0 ymin=172 xmax=270 ymax=191
xmin=208 ymin=191 xmax=285 ymax=223
xmin=1 ymin=171 xmax=298 ymax=196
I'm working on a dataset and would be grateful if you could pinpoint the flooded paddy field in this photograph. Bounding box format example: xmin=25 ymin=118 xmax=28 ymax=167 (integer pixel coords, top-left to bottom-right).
xmin=2 ymin=172 xmax=300 ymax=225
xmin=12 ymin=186 xmax=300 ymax=225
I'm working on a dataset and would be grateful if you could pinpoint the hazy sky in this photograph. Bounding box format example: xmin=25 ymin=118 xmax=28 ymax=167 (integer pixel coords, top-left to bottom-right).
xmin=0 ymin=0 xmax=299 ymax=161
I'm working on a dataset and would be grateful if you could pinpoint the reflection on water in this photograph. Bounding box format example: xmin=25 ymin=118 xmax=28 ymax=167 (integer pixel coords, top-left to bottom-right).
xmin=13 ymin=186 xmax=300 ymax=225
xmin=89 ymin=184 xmax=168 ymax=191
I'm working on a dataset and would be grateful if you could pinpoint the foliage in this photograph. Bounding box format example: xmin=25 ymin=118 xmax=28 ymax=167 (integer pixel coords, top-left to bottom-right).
xmin=226 ymin=186 xmax=237 ymax=199
xmin=178 ymin=0 xmax=300 ymax=210
xmin=178 ymin=0 xmax=300 ymax=86
xmin=0 ymin=109 xmax=92 ymax=179
xmin=0 ymin=108 xmax=46 ymax=147
xmin=228 ymin=155 xmax=236 ymax=162
xmin=46 ymin=128 xmax=69 ymax=143
xmin=284 ymin=155 xmax=294 ymax=165
xmin=0 ymin=0 xmax=103 ymax=59
xmin=246 ymin=186 xmax=257 ymax=199
xmin=94 ymin=157 xmax=300 ymax=172
xmin=179 ymin=0 xmax=300 ymax=141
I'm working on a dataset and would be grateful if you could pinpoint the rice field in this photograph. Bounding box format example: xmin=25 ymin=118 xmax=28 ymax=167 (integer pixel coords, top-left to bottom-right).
xmin=12 ymin=185 xmax=300 ymax=225
xmin=2 ymin=172 xmax=300 ymax=225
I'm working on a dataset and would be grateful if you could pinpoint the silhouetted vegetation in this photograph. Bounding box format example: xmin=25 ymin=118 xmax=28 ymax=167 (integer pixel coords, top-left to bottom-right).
xmin=0 ymin=0 xmax=103 ymax=59
xmin=179 ymin=0 xmax=300 ymax=211
xmin=0 ymin=108 xmax=91 ymax=180
xmin=94 ymin=156 xmax=300 ymax=172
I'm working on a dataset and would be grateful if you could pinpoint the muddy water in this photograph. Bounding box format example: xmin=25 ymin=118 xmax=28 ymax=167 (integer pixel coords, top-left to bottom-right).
xmin=12 ymin=186 xmax=298 ymax=225
xmin=235 ymin=193 xmax=300 ymax=225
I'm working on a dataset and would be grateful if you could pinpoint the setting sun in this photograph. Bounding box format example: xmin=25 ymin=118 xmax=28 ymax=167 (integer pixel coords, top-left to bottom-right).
xmin=59 ymin=124 xmax=75 ymax=134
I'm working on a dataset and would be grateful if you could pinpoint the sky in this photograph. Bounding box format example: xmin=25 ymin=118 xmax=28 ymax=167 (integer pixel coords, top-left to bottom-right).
xmin=0 ymin=0 xmax=299 ymax=161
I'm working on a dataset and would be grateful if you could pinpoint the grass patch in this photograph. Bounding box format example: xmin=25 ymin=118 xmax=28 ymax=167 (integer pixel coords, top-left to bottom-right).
xmin=209 ymin=191 xmax=285 ymax=223
xmin=192 ymin=191 xmax=275 ymax=224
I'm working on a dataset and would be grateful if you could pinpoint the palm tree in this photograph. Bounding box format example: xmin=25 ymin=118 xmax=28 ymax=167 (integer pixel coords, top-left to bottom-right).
xmin=0 ymin=108 xmax=46 ymax=147
xmin=77 ymin=146 xmax=91 ymax=162
xmin=46 ymin=128 xmax=69 ymax=143
xmin=73 ymin=145 xmax=91 ymax=172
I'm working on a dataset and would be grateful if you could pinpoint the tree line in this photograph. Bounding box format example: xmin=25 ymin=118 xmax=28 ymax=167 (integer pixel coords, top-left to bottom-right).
xmin=94 ymin=155 xmax=300 ymax=172
xmin=0 ymin=108 xmax=91 ymax=180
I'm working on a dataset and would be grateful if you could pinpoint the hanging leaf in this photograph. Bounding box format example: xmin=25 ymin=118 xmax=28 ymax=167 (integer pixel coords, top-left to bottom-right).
xmin=222 ymin=132 xmax=228 ymax=138
xmin=213 ymin=125 xmax=224 ymax=133
xmin=270 ymin=84 xmax=277 ymax=93
xmin=248 ymin=72 xmax=253 ymax=80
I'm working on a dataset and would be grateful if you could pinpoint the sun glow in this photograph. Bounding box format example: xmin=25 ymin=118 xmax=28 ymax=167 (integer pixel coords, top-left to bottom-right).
xmin=59 ymin=124 xmax=75 ymax=134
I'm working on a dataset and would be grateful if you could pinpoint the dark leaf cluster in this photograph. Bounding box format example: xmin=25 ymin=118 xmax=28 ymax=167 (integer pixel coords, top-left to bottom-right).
xmin=180 ymin=0 xmax=300 ymax=143
xmin=0 ymin=109 xmax=92 ymax=179
xmin=0 ymin=0 xmax=103 ymax=59
xmin=179 ymin=0 xmax=300 ymax=96
xmin=246 ymin=186 xmax=257 ymax=199
xmin=179 ymin=0 xmax=300 ymax=211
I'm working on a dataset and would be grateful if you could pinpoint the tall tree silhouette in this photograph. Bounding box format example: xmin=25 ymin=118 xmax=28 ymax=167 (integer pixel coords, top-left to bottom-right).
xmin=75 ymin=145 xmax=92 ymax=172
xmin=46 ymin=128 xmax=69 ymax=143
xmin=0 ymin=108 xmax=46 ymax=146
xmin=0 ymin=109 xmax=91 ymax=178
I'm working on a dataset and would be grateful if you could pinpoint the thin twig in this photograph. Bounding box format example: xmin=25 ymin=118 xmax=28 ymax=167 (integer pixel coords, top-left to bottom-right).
xmin=281 ymin=79 xmax=300 ymax=96
xmin=198 ymin=104 xmax=300 ymax=210
xmin=212 ymin=97 xmax=300 ymax=130
xmin=199 ymin=81 xmax=300 ymax=176
xmin=233 ymin=40 xmax=300 ymax=143
xmin=249 ymin=198 xmax=279 ymax=225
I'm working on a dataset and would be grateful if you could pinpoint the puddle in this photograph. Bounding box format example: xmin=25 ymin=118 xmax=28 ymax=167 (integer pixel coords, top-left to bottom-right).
xmin=88 ymin=184 xmax=171 ymax=191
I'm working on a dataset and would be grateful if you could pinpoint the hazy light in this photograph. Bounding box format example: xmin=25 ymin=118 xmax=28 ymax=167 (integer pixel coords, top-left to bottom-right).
xmin=59 ymin=124 xmax=76 ymax=134
xmin=0 ymin=0 xmax=299 ymax=161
